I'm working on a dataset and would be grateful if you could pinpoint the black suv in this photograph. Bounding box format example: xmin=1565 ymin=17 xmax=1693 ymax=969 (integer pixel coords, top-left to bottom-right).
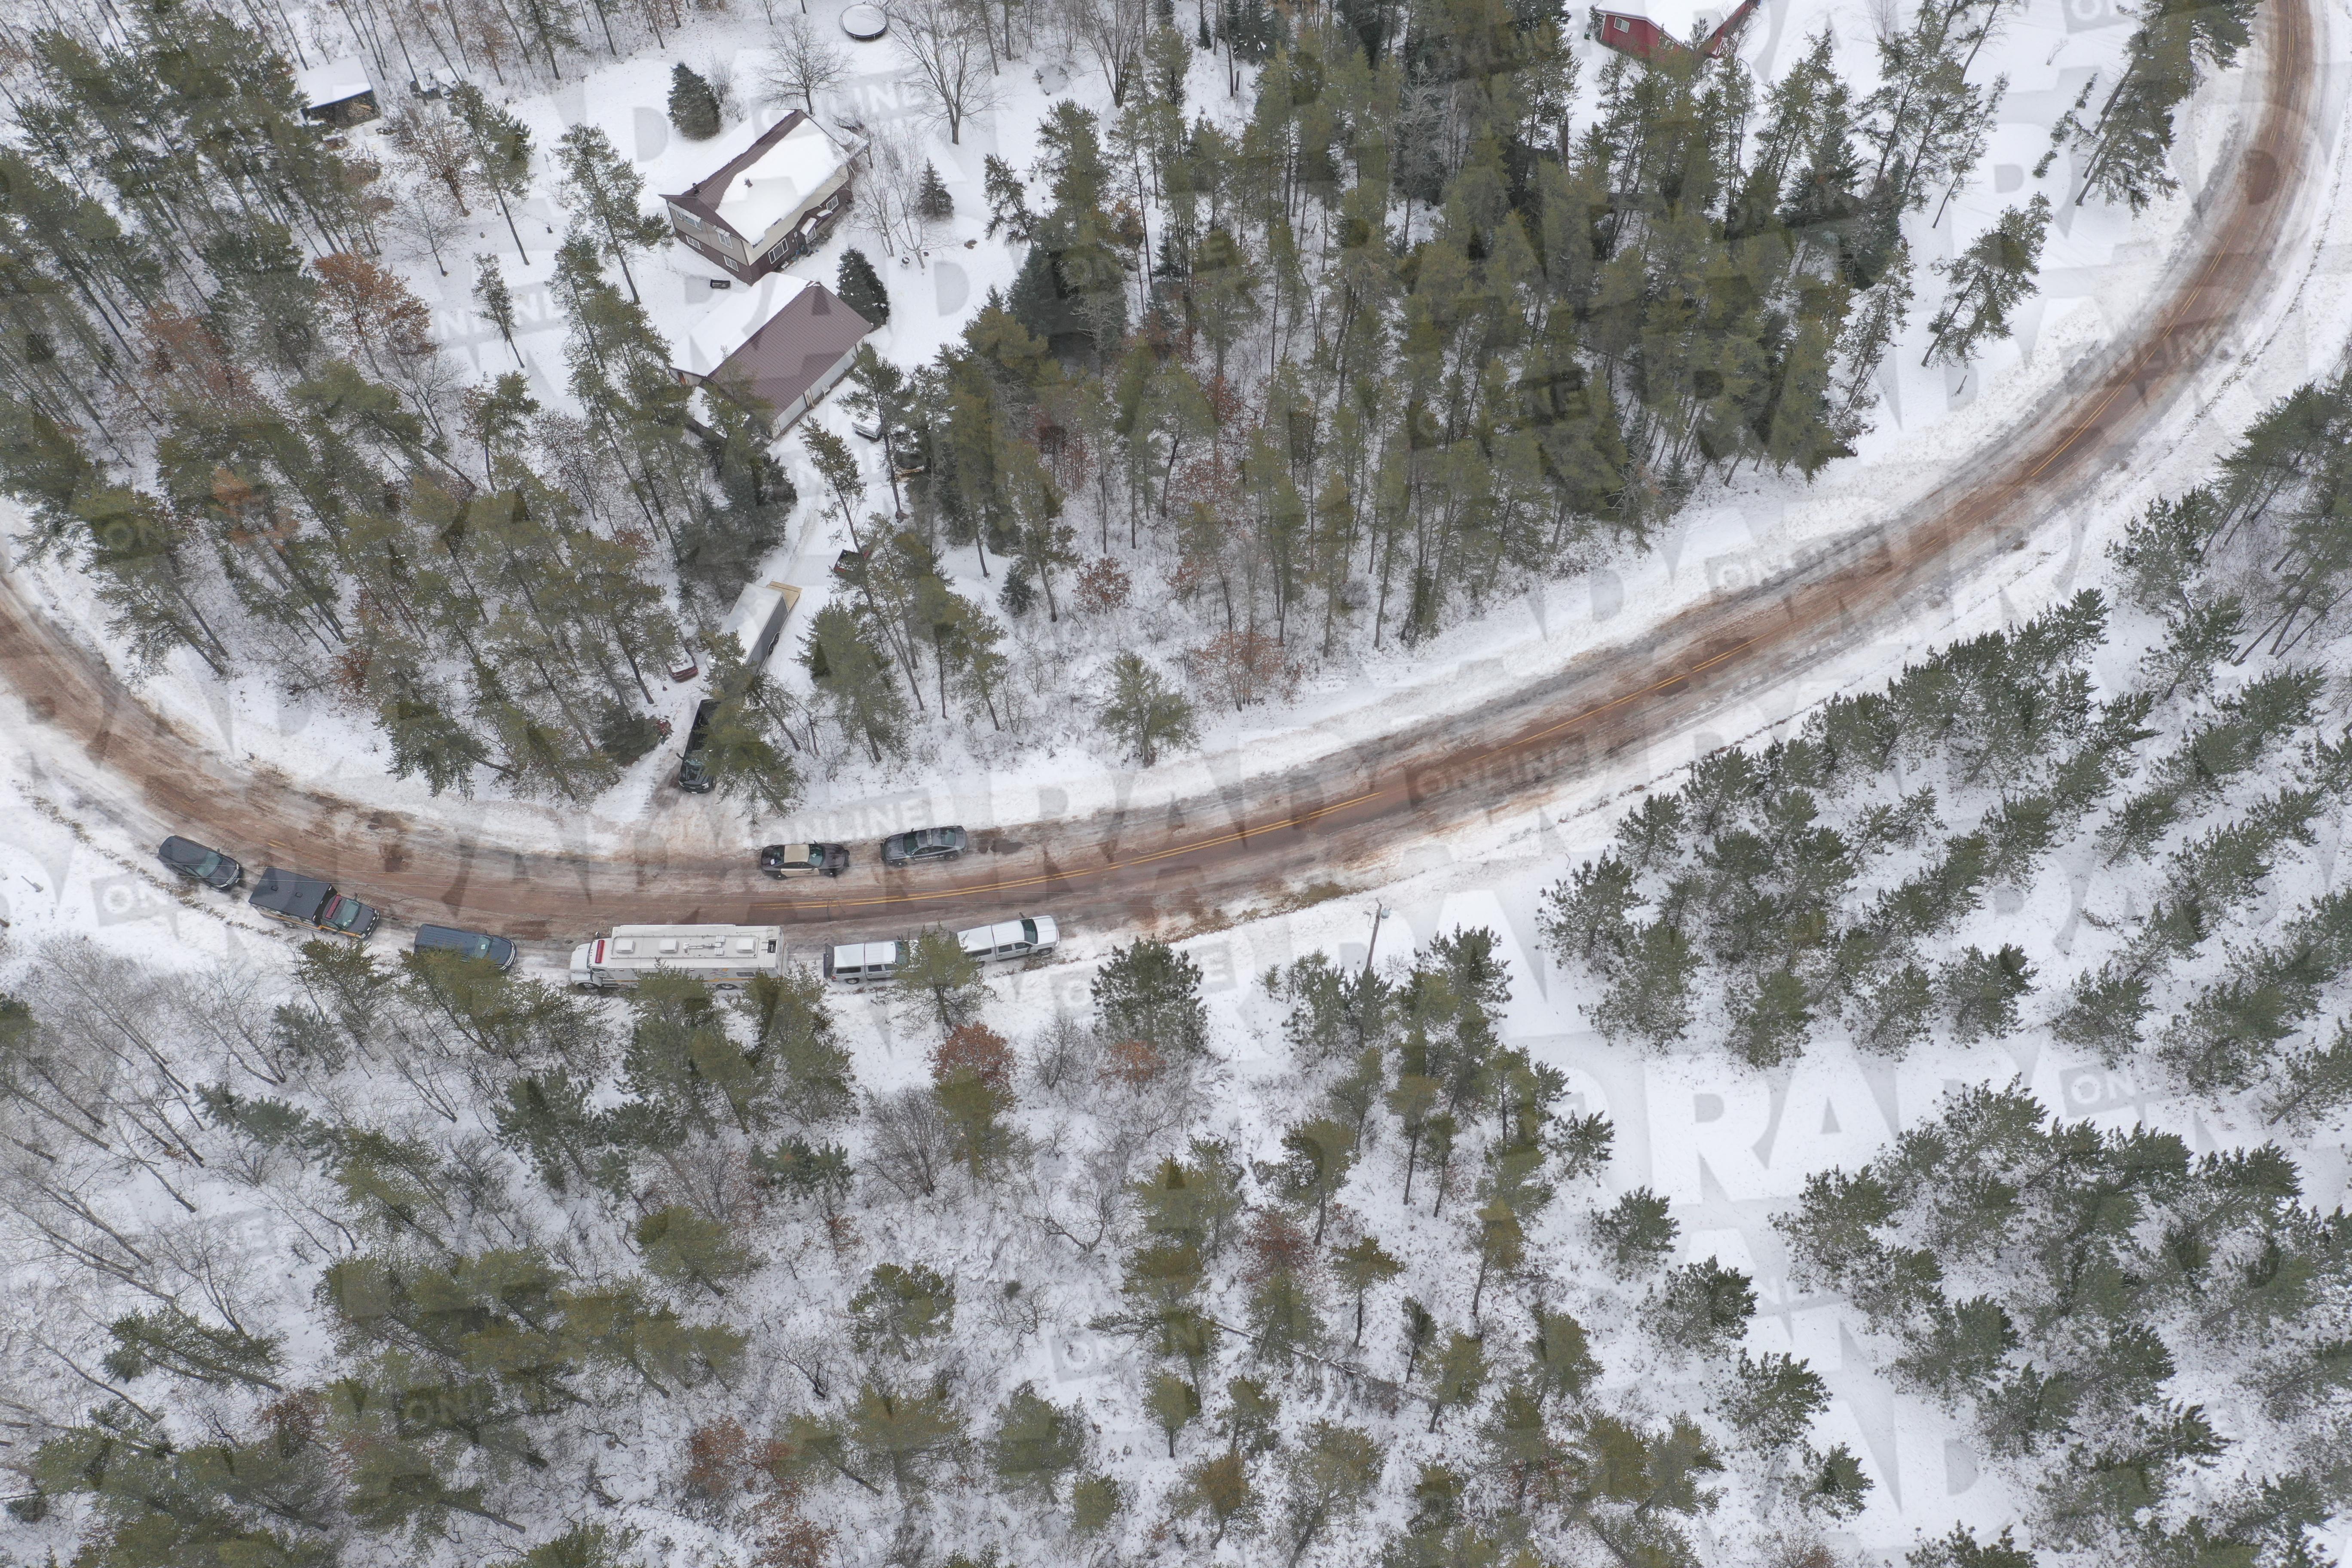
xmin=881 ymin=826 xmax=968 ymax=867
xmin=413 ymin=924 xmax=517 ymax=970
xmin=157 ymin=836 xmax=243 ymax=890
xmin=677 ymin=698 xmax=719 ymax=793
xmin=760 ymin=842 xmax=851 ymax=879
xmin=249 ymin=867 xmax=382 ymax=938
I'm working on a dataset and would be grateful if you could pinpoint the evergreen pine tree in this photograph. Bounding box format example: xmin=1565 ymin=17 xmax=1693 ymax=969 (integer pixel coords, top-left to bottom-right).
xmin=990 ymin=1384 xmax=1087 ymax=1500
xmin=472 ymin=254 xmax=523 ymax=365
xmin=450 ymin=85 xmax=536 ymax=259
xmin=1099 ymin=650 xmax=1197 ymax=765
xmin=1651 ymin=1259 xmax=1758 ymax=1354
xmin=917 ymin=160 xmax=956 ymax=220
xmin=2073 ymin=0 xmax=2258 ymax=211
xmin=983 ymin=154 xmax=1035 ymax=240
xmin=556 ymin=124 xmax=669 ymax=303
xmin=1331 ymin=1237 xmax=1403 ymax=1348
xmin=798 ymin=602 xmax=910 ymax=763
xmin=1007 ymin=243 xmax=1067 ymax=348
xmin=635 ymin=1204 xmax=760 ymax=1294
xmin=1270 ymin=1118 xmax=1358 ymax=1243
xmin=837 ymin=246 xmax=891 ymax=324
xmin=669 ymin=64 xmax=723 ymax=140
xmin=1592 ymin=1187 xmax=1678 ymax=1276
xmin=1093 ymin=938 xmax=1210 ymax=1055
xmin=1924 ymin=195 xmax=2052 ymax=367
xmin=1279 ymin=1423 xmax=1383 ymax=1560
xmin=1146 ymin=1373 xmax=1201 ymax=1456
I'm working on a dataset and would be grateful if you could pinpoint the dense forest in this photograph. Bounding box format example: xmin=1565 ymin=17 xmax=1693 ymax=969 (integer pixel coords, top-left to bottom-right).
xmin=0 ymin=0 xmax=2250 ymax=807
xmin=1513 ymin=358 xmax=2352 ymax=1562
xmin=1536 ymin=355 xmax=2352 ymax=1131
xmin=2 ymin=859 xmax=2343 ymax=1565
xmin=1782 ymin=1084 xmax=2351 ymax=1564
xmin=0 ymin=921 xmax=1873 ymax=1568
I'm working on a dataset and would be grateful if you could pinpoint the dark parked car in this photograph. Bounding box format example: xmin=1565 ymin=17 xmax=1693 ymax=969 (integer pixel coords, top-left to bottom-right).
xmin=249 ymin=867 xmax=381 ymax=938
xmin=760 ymin=842 xmax=850 ymax=879
xmin=881 ymin=826 xmax=968 ymax=867
xmin=157 ymin=835 xmax=242 ymax=891
xmin=413 ymin=924 xmax=517 ymax=970
xmin=677 ymin=698 xmax=720 ymax=794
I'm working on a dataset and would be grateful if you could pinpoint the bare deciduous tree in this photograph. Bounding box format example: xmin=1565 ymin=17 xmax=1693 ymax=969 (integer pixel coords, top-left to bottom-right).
xmin=889 ymin=0 xmax=1001 ymax=145
xmin=699 ymin=55 xmax=742 ymax=123
xmin=1026 ymin=1011 xmax=1100 ymax=1101
xmin=867 ymin=1086 xmax=953 ymax=1197
xmin=651 ymin=1140 xmax=766 ymax=1228
xmin=1020 ymin=1142 xmax=1130 ymax=1253
xmin=1058 ymin=0 xmax=1149 ymax=105
xmin=854 ymin=123 xmax=930 ymax=260
xmin=386 ymin=102 xmax=478 ymax=216
xmin=176 ymin=963 xmax=298 ymax=1090
xmin=760 ymin=13 xmax=850 ymax=116
xmin=383 ymin=168 xmax=470 ymax=278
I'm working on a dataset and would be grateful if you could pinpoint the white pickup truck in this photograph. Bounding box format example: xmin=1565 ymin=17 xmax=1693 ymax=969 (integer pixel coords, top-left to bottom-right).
xmin=570 ymin=925 xmax=785 ymax=989
xmin=824 ymin=916 xmax=1059 ymax=985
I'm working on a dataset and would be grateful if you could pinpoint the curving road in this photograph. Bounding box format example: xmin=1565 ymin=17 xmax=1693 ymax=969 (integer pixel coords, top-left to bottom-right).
xmin=0 ymin=0 xmax=2324 ymax=950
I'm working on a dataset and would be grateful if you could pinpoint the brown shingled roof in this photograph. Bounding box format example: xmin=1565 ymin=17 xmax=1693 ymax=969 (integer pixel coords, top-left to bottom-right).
xmin=701 ymin=282 xmax=875 ymax=424
xmin=659 ymin=109 xmax=812 ymax=244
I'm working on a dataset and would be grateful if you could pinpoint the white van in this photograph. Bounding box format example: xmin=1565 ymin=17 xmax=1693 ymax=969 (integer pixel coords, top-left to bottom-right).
xmin=958 ymin=916 xmax=1059 ymax=964
xmin=570 ymin=925 xmax=785 ymax=989
xmin=823 ymin=916 xmax=1059 ymax=986
xmin=822 ymin=939 xmax=907 ymax=985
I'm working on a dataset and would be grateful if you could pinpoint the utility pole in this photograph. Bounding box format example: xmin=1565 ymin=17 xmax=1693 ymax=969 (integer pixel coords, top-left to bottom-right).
xmin=1362 ymin=905 xmax=1390 ymax=979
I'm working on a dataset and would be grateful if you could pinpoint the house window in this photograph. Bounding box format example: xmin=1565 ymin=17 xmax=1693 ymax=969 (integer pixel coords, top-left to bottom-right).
xmin=1614 ymin=15 xmax=1629 ymax=28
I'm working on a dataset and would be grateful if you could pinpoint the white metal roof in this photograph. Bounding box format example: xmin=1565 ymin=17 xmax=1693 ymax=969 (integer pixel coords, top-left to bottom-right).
xmin=714 ymin=115 xmax=852 ymax=241
xmin=297 ymin=56 xmax=374 ymax=107
xmin=603 ymin=924 xmax=781 ymax=962
xmin=720 ymin=579 xmax=801 ymax=657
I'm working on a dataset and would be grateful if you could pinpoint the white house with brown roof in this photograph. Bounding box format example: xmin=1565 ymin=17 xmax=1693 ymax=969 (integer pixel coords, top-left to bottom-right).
xmin=672 ymin=273 xmax=874 ymax=434
xmin=661 ymin=110 xmax=856 ymax=282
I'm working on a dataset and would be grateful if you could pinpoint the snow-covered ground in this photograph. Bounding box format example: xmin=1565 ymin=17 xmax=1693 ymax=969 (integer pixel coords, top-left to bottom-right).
xmin=12 ymin=0 xmax=2348 ymax=881
xmin=8 ymin=782 xmax=2349 ymax=1559
xmin=6 ymin=4 xmax=2352 ymax=1551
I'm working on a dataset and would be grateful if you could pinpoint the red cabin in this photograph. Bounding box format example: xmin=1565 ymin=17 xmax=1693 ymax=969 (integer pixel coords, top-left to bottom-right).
xmin=1586 ymin=0 xmax=1759 ymax=62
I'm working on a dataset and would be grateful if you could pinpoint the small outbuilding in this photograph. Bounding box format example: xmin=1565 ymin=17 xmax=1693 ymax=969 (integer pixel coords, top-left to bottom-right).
xmin=720 ymin=580 xmax=803 ymax=669
xmin=662 ymin=110 xmax=857 ymax=283
xmin=1585 ymin=0 xmax=1758 ymax=62
xmin=297 ymin=57 xmax=379 ymax=127
xmin=672 ymin=273 xmax=874 ymax=435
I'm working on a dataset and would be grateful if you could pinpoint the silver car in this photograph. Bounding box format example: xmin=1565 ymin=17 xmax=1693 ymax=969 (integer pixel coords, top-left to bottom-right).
xmin=880 ymin=826 xmax=968 ymax=867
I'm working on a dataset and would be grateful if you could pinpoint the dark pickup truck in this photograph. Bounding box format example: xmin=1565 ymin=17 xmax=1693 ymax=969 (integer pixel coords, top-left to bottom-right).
xmin=249 ymin=867 xmax=382 ymax=938
xmin=677 ymin=698 xmax=719 ymax=794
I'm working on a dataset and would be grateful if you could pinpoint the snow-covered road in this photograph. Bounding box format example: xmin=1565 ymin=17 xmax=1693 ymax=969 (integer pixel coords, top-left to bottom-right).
xmin=0 ymin=0 xmax=2334 ymax=960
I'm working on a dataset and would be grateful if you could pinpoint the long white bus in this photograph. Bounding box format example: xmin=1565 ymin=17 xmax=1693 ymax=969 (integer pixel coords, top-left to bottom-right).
xmin=570 ymin=925 xmax=785 ymax=989
xmin=824 ymin=916 xmax=1058 ymax=985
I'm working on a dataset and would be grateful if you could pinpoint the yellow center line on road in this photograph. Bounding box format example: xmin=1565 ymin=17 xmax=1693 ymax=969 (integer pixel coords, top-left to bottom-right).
xmin=2024 ymin=227 xmax=2236 ymax=483
xmin=780 ymin=627 xmax=1779 ymax=915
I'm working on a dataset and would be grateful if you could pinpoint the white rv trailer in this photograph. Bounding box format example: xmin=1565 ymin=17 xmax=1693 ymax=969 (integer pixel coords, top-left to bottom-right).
xmin=824 ymin=916 xmax=1059 ymax=985
xmin=720 ymin=579 xmax=802 ymax=670
xmin=570 ymin=925 xmax=785 ymax=989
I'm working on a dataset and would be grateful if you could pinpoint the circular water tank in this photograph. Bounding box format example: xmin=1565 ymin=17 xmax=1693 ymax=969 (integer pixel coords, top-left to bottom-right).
xmin=841 ymin=3 xmax=888 ymax=39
